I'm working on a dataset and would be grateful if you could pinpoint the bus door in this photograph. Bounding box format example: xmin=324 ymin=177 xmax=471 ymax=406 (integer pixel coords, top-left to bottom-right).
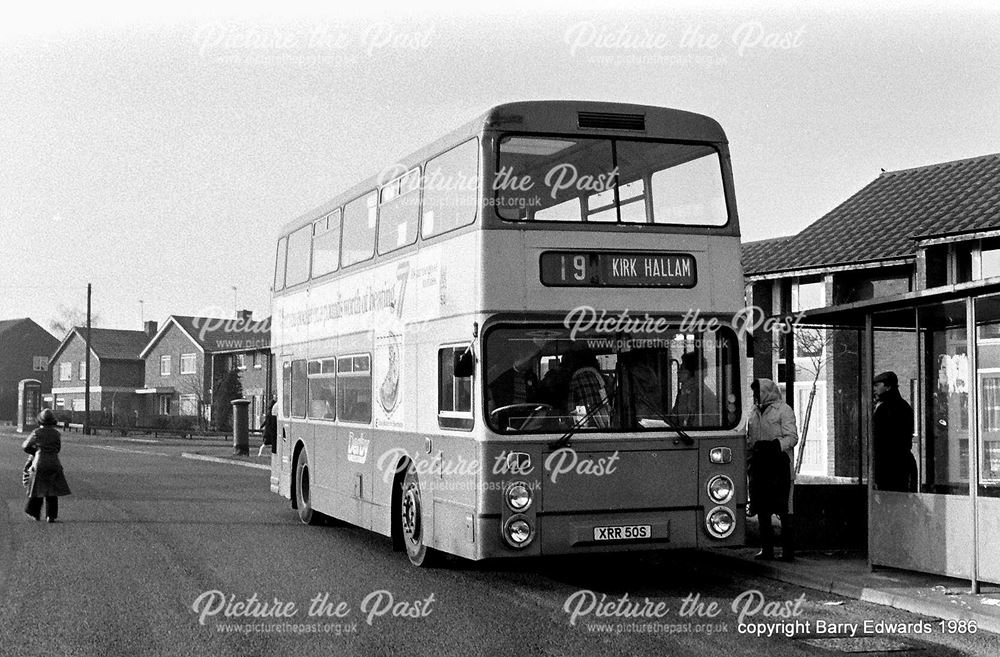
xmin=336 ymin=353 xmax=375 ymax=527
xmin=307 ymin=357 xmax=339 ymax=508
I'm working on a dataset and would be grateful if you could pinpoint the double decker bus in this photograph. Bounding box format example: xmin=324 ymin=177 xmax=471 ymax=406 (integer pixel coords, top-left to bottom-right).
xmin=270 ymin=101 xmax=746 ymax=566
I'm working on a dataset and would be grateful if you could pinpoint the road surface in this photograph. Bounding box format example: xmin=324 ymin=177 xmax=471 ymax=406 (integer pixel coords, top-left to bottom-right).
xmin=1 ymin=431 xmax=996 ymax=656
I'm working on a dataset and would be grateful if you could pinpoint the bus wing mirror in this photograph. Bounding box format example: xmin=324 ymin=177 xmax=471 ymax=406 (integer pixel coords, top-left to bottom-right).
xmin=454 ymin=350 xmax=475 ymax=378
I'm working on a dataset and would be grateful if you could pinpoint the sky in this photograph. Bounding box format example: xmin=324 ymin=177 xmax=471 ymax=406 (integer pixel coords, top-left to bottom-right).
xmin=1 ymin=0 xmax=998 ymax=334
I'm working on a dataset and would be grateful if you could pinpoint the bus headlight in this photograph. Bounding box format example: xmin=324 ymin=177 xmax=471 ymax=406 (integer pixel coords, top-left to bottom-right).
xmin=709 ymin=447 xmax=732 ymax=464
xmin=705 ymin=506 xmax=736 ymax=539
xmin=503 ymin=514 xmax=534 ymax=548
xmin=707 ymin=475 xmax=735 ymax=504
xmin=505 ymin=481 xmax=533 ymax=512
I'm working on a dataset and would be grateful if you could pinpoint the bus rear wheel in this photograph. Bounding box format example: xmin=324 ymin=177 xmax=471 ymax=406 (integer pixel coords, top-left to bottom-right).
xmin=400 ymin=465 xmax=438 ymax=567
xmin=294 ymin=449 xmax=322 ymax=525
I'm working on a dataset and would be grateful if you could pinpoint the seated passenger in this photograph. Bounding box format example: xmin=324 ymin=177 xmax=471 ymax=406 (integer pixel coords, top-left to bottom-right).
xmin=671 ymin=351 xmax=719 ymax=427
xmin=563 ymin=350 xmax=611 ymax=429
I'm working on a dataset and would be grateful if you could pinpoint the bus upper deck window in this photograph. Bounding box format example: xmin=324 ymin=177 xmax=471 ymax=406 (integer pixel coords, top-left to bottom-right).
xmin=378 ymin=169 xmax=420 ymax=255
xmin=342 ymin=192 xmax=377 ymax=267
xmin=422 ymin=138 xmax=479 ymax=238
xmin=496 ymin=136 xmax=727 ymax=227
xmin=647 ymin=148 xmax=727 ymax=226
xmin=285 ymin=226 xmax=312 ymax=287
xmin=273 ymin=237 xmax=287 ymax=291
xmin=312 ymin=211 xmax=342 ymax=277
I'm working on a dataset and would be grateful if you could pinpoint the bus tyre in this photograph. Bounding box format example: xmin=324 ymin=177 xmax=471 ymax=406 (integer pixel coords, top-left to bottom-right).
xmin=294 ymin=449 xmax=321 ymax=525
xmin=400 ymin=465 xmax=438 ymax=567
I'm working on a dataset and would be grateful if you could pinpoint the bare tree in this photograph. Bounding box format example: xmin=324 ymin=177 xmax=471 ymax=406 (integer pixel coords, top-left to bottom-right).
xmin=177 ymin=376 xmax=210 ymax=431
xmin=787 ymin=327 xmax=855 ymax=474
xmin=49 ymin=305 xmax=100 ymax=338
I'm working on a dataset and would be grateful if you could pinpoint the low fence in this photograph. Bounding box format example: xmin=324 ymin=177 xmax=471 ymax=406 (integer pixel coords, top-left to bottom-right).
xmin=59 ymin=422 xmax=262 ymax=440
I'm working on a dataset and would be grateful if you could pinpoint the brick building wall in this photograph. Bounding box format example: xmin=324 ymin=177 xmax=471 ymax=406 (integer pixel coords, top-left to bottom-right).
xmin=0 ymin=320 xmax=57 ymax=421
xmin=50 ymin=334 xmax=143 ymax=423
xmin=50 ymin=334 xmax=99 ymax=410
xmin=142 ymin=325 xmax=207 ymax=418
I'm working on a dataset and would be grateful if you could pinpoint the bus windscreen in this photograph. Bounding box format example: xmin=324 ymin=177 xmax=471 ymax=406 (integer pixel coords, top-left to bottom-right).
xmin=495 ymin=136 xmax=728 ymax=226
xmin=485 ymin=325 xmax=740 ymax=434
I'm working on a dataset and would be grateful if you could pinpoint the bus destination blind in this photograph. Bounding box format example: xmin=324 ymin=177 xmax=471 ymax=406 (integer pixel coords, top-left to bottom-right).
xmin=539 ymin=251 xmax=697 ymax=288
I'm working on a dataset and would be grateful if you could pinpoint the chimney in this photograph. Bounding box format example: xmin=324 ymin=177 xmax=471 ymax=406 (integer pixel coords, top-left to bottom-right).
xmin=144 ymin=320 xmax=158 ymax=337
xmin=236 ymin=309 xmax=253 ymax=323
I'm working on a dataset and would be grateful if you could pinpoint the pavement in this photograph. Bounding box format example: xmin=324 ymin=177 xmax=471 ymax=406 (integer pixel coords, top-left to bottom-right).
xmin=180 ymin=448 xmax=272 ymax=470
xmin=710 ymin=541 xmax=1000 ymax=635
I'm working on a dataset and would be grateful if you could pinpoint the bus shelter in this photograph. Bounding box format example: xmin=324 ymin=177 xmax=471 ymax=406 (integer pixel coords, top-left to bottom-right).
xmin=790 ymin=279 xmax=1000 ymax=592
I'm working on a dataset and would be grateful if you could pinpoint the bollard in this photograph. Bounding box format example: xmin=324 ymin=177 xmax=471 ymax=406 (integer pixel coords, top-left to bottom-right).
xmin=231 ymin=399 xmax=251 ymax=456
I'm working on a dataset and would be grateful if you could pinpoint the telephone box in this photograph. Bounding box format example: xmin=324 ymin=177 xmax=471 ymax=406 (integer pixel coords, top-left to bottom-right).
xmin=17 ymin=379 xmax=42 ymax=433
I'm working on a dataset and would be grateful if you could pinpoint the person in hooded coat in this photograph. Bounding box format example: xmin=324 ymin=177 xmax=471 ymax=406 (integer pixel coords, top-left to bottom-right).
xmin=747 ymin=378 xmax=798 ymax=561
xmin=23 ymin=408 xmax=72 ymax=522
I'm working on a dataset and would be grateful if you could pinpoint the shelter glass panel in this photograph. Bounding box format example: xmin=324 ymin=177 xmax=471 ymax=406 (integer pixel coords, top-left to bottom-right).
xmin=975 ymin=293 xmax=1000 ymax=498
xmin=919 ymin=300 xmax=970 ymax=496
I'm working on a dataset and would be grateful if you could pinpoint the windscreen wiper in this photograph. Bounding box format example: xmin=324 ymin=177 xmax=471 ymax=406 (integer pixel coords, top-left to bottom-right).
xmin=623 ymin=364 xmax=694 ymax=446
xmin=642 ymin=409 xmax=695 ymax=446
xmin=547 ymin=394 xmax=612 ymax=451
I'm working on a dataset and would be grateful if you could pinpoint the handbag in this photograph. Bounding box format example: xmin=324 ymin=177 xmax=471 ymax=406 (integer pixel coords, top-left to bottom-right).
xmin=22 ymin=458 xmax=32 ymax=488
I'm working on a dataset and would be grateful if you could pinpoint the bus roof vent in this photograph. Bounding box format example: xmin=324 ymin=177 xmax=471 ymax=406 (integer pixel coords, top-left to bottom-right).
xmin=577 ymin=111 xmax=646 ymax=131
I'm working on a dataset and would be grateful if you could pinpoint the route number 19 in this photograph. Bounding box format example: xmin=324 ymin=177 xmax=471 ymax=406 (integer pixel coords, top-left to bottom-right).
xmin=560 ymin=254 xmax=587 ymax=282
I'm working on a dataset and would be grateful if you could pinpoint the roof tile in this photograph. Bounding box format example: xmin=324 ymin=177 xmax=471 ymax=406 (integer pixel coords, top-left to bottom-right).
xmin=71 ymin=327 xmax=149 ymax=360
xmin=743 ymin=152 xmax=1000 ymax=275
xmin=170 ymin=315 xmax=270 ymax=353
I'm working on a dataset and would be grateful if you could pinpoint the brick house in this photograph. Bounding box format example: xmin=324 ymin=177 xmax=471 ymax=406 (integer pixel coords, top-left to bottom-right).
xmin=742 ymin=152 xmax=1000 ymax=479
xmin=48 ymin=323 xmax=156 ymax=424
xmin=137 ymin=311 xmax=272 ymax=426
xmin=0 ymin=318 xmax=59 ymax=422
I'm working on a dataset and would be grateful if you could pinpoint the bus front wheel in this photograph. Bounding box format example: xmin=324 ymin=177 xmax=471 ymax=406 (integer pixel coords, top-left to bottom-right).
xmin=294 ymin=449 xmax=321 ymax=525
xmin=400 ymin=465 xmax=438 ymax=567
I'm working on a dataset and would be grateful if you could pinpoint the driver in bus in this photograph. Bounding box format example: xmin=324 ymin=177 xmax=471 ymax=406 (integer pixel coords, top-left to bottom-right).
xmin=671 ymin=351 xmax=719 ymax=427
xmin=623 ymin=350 xmax=665 ymax=426
xmin=487 ymin=346 xmax=541 ymax=410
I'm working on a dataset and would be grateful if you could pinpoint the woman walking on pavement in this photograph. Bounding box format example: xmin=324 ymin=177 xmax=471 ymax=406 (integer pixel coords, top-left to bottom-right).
xmin=23 ymin=408 xmax=72 ymax=523
xmin=747 ymin=378 xmax=799 ymax=561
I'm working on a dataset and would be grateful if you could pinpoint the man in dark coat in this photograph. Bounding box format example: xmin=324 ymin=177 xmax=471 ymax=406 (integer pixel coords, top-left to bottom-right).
xmin=872 ymin=371 xmax=918 ymax=492
xmin=258 ymin=399 xmax=278 ymax=457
